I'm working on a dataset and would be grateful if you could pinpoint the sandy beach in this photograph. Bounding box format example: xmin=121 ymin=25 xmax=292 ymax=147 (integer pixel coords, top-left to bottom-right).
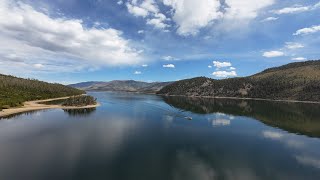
xmin=0 ymin=96 xmax=100 ymax=118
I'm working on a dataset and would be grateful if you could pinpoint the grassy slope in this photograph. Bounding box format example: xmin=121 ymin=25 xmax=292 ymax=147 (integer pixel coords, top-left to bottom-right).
xmin=0 ymin=74 xmax=85 ymax=110
xmin=158 ymin=60 xmax=320 ymax=101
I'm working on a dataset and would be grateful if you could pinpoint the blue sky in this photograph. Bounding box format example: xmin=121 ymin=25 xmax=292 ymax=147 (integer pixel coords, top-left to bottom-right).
xmin=0 ymin=0 xmax=319 ymax=84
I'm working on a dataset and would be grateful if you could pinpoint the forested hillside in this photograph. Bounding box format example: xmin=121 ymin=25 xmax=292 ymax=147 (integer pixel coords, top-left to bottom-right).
xmin=0 ymin=74 xmax=85 ymax=110
xmin=158 ymin=60 xmax=320 ymax=101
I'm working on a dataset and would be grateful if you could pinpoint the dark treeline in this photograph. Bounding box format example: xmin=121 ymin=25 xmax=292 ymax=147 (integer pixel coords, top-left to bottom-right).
xmin=0 ymin=74 xmax=84 ymax=110
xmin=158 ymin=60 xmax=320 ymax=101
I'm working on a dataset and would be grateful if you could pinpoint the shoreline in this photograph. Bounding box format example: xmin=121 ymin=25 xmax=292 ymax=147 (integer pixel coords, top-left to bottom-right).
xmin=158 ymin=94 xmax=320 ymax=104
xmin=0 ymin=96 xmax=100 ymax=118
xmin=87 ymin=90 xmax=320 ymax=104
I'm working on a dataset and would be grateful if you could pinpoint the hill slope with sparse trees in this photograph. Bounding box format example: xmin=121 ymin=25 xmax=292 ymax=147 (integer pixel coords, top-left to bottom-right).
xmin=157 ymin=60 xmax=320 ymax=102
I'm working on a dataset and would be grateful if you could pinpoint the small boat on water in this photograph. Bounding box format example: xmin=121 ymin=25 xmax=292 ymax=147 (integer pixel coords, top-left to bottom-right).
xmin=184 ymin=116 xmax=193 ymax=120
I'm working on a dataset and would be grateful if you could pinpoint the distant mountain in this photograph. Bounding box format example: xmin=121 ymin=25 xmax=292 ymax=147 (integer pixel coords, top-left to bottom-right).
xmin=0 ymin=74 xmax=84 ymax=110
xmin=69 ymin=81 xmax=104 ymax=89
xmin=70 ymin=80 xmax=172 ymax=93
xmin=157 ymin=60 xmax=320 ymax=102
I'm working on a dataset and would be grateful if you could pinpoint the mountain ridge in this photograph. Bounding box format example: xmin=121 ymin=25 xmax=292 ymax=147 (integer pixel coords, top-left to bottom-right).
xmin=69 ymin=80 xmax=173 ymax=93
xmin=157 ymin=60 xmax=320 ymax=102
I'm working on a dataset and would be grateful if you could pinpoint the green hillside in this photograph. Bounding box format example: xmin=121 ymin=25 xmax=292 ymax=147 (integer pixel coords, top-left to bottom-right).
xmin=157 ymin=60 xmax=320 ymax=101
xmin=0 ymin=74 xmax=85 ymax=110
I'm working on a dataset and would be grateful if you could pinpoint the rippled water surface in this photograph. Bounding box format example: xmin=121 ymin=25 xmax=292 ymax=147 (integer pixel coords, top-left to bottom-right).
xmin=0 ymin=92 xmax=320 ymax=180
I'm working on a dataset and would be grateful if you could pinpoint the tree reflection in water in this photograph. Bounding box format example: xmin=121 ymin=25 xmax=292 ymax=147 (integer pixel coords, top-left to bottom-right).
xmin=162 ymin=96 xmax=320 ymax=137
xmin=63 ymin=108 xmax=96 ymax=117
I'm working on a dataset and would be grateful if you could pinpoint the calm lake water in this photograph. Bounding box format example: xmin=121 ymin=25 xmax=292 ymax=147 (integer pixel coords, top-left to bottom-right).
xmin=0 ymin=92 xmax=320 ymax=180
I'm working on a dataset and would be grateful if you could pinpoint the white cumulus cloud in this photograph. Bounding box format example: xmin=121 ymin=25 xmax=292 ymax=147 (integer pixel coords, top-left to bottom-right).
xmin=292 ymin=57 xmax=306 ymax=61
xmin=213 ymin=61 xmax=232 ymax=68
xmin=212 ymin=71 xmax=237 ymax=78
xmin=134 ymin=71 xmax=142 ymax=74
xmin=273 ymin=6 xmax=310 ymax=14
xmin=294 ymin=25 xmax=320 ymax=35
xmin=140 ymin=0 xmax=159 ymax=13
xmin=162 ymin=0 xmax=222 ymax=36
xmin=0 ymin=0 xmax=144 ymax=71
xmin=33 ymin=63 xmax=45 ymax=69
xmin=225 ymin=0 xmax=275 ymax=20
xmin=263 ymin=51 xmax=284 ymax=58
xmin=126 ymin=0 xmax=275 ymax=36
xmin=273 ymin=2 xmax=320 ymax=15
xmin=126 ymin=0 xmax=170 ymax=30
xmin=285 ymin=42 xmax=304 ymax=49
xmin=126 ymin=2 xmax=149 ymax=17
xmin=163 ymin=64 xmax=175 ymax=68
xmin=146 ymin=18 xmax=170 ymax=29
xmin=162 ymin=55 xmax=179 ymax=61
xmin=261 ymin=17 xmax=278 ymax=22
xmin=211 ymin=61 xmax=236 ymax=77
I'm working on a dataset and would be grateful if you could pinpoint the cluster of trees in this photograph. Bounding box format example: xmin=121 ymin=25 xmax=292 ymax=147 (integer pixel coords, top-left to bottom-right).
xmin=158 ymin=60 xmax=320 ymax=102
xmin=62 ymin=96 xmax=97 ymax=107
xmin=0 ymin=74 xmax=84 ymax=110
